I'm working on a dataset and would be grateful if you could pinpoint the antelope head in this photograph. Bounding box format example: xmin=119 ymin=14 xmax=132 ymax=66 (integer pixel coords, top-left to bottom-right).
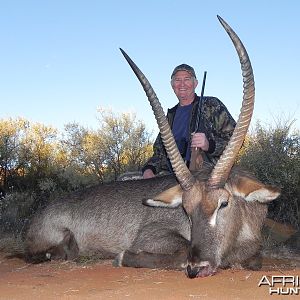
xmin=120 ymin=16 xmax=280 ymax=278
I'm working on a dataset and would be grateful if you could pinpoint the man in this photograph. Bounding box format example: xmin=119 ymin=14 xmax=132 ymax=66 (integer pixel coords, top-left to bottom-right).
xmin=142 ymin=64 xmax=236 ymax=179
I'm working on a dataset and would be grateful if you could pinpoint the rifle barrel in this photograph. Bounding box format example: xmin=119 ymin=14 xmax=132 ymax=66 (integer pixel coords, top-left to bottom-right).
xmin=194 ymin=71 xmax=207 ymax=132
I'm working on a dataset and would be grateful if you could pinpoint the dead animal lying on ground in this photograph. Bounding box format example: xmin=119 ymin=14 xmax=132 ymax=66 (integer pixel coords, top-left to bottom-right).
xmin=11 ymin=16 xmax=281 ymax=278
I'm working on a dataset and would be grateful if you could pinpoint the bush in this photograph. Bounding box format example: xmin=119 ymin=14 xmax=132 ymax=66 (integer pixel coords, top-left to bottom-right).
xmin=238 ymin=119 xmax=300 ymax=229
xmin=0 ymin=191 xmax=37 ymax=235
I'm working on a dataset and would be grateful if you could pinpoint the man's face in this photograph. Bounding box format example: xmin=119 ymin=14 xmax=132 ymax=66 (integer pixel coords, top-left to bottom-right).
xmin=171 ymin=70 xmax=198 ymax=105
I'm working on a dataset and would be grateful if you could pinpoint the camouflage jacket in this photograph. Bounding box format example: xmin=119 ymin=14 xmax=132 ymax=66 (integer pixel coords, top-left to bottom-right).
xmin=142 ymin=94 xmax=236 ymax=175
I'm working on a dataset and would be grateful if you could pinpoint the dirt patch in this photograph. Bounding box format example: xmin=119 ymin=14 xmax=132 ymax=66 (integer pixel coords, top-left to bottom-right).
xmin=0 ymin=254 xmax=299 ymax=299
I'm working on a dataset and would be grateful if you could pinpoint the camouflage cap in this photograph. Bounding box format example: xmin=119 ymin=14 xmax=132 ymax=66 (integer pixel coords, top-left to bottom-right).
xmin=171 ymin=64 xmax=197 ymax=79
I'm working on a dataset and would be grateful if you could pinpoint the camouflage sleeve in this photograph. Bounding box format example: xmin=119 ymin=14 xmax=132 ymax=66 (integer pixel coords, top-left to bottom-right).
xmin=204 ymin=97 xmax=236 ymax=162
xmin=141 ymin=133 xmax=170 ymax=174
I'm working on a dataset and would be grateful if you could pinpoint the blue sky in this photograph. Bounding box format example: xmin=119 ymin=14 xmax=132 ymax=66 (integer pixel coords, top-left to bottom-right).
xmin=1 ymin=0 xmax=299 ymax=135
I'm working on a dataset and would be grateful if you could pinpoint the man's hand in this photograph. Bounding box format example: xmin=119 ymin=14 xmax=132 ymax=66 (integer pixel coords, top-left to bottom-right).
xmin=191 ymin=132 xmax=209 ymax=151
xmin=143 ymin=169 xmax=155 ymax=179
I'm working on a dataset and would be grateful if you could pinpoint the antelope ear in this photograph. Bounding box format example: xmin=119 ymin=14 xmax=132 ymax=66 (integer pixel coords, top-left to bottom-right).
xmin=225 ymin=174 xmax=281 ymax=203
xmin=143 ymin=184 xmax=183 ymax=208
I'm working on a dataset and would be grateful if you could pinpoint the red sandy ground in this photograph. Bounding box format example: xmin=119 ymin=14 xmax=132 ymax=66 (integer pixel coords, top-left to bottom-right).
xmin=0 ymin=253 xmax=299 ymax=300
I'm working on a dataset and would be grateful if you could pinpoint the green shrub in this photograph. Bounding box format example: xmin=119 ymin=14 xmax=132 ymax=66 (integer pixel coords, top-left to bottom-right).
xmin=238 ymin=119 xmax=300 ymax=229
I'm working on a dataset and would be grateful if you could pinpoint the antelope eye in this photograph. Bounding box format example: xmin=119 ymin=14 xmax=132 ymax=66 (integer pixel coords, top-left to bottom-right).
xmin=220 ymin=201 xmax=229 ymax=209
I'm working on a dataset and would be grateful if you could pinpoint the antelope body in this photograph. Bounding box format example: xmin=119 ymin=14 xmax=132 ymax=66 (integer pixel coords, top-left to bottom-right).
xmin=23 ymin=16 xmax=281 ymax=278
xmin=25 ymin=175 xmax=190 ymax=264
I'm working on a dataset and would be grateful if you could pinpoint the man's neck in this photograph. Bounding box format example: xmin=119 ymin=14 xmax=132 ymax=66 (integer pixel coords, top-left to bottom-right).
xmin=179 ymin=94 xmax=196 ymax=106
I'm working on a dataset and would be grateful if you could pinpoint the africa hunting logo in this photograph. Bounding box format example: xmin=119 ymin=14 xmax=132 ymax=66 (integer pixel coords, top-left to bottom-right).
xmin=258 ymin=275 xmax=299 ymax=295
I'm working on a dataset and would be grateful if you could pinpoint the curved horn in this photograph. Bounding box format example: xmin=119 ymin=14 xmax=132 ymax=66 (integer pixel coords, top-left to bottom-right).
xmin=208 ymin=16 xmax=255 ymax=188
xmin=120 ymin=48 xmax=195 ymax=191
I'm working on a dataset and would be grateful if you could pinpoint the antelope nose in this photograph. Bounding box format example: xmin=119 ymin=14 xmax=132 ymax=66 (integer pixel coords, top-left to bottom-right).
xmin=185 ymin=265 xmax=199 ymax=279
xmin=185 ymin=261 xmax=216 ymax=278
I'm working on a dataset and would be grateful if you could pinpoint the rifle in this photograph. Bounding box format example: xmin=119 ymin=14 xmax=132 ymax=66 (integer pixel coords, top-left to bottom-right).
xmin=189 ymin=71 xmax=207 ymax=171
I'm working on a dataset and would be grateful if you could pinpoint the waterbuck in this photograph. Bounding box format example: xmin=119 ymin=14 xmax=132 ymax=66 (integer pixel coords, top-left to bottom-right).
xmin=23 ymin=16 xmax=280 ymax=278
